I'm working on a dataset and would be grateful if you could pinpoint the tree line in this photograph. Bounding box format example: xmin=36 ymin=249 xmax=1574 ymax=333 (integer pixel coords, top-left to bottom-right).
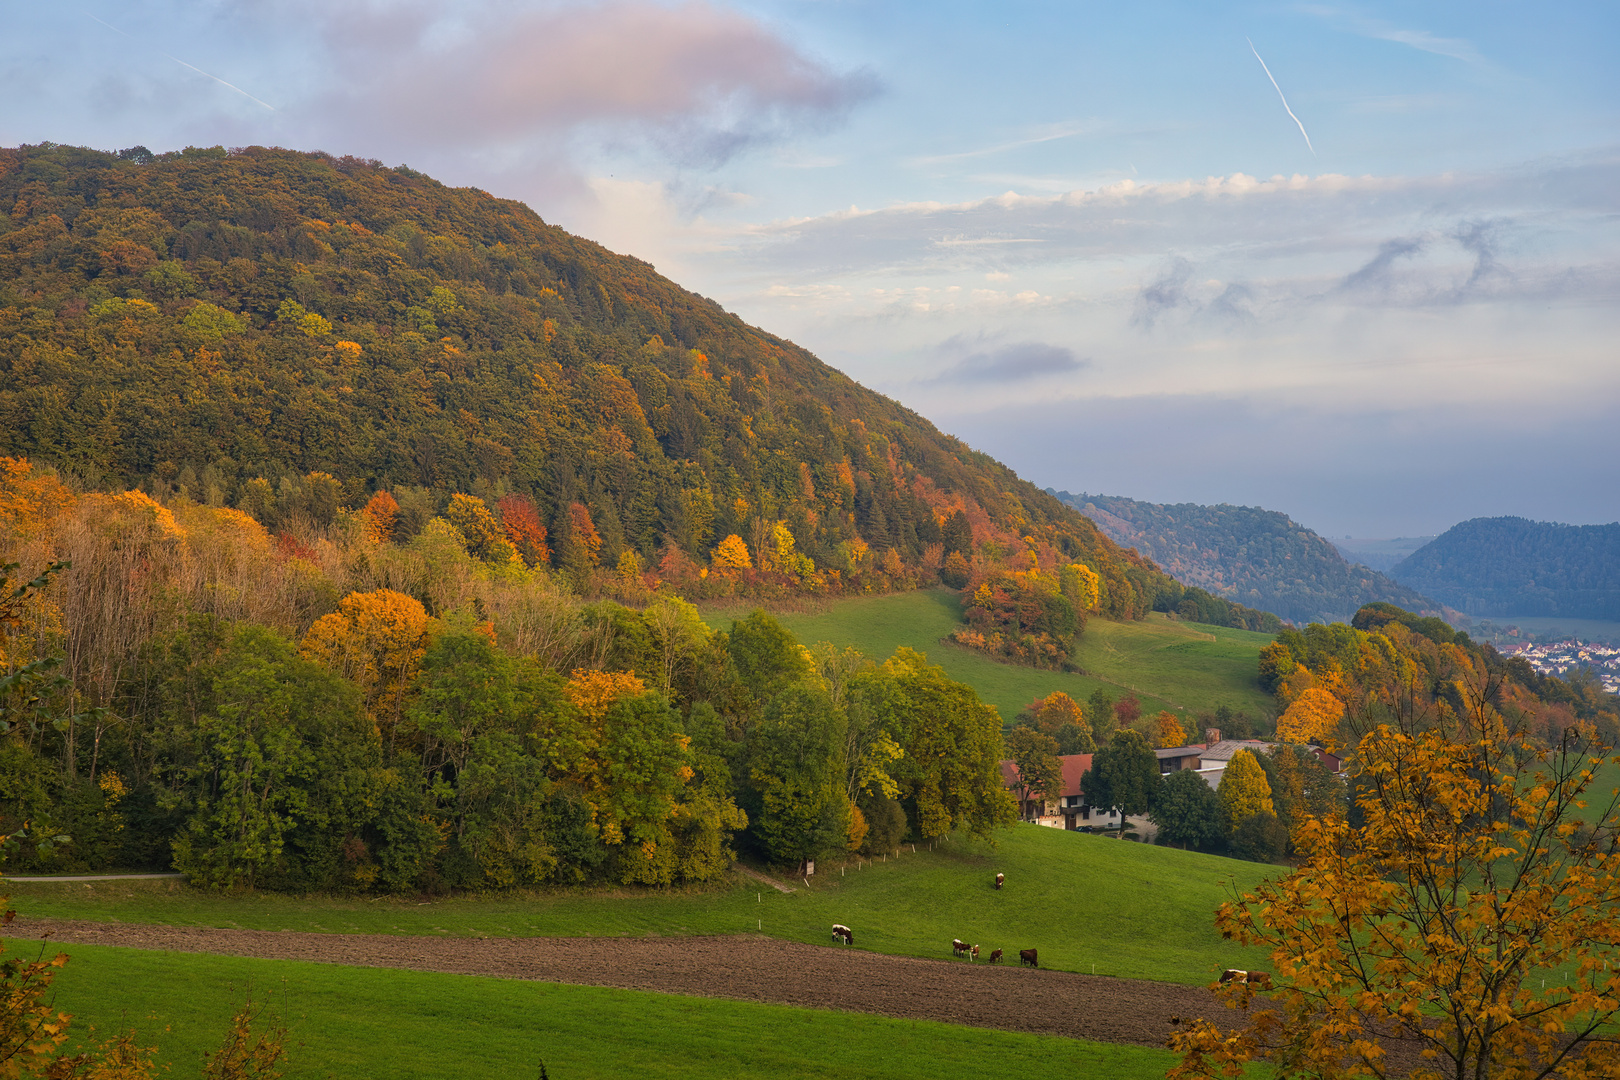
xmin=0 ymin=459 xmax=1014 ymax=888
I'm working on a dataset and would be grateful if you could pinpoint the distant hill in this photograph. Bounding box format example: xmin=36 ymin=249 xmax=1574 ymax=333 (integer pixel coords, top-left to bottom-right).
xmin=1051 ymin=492 xmax=1438 ymax=625
xmin=1329 ymin=536 xmax=1436 ymax=573
xmin=1389 ymin=517 xmax=1620 ymax=621
xmin=0 ymin=141 xmax=1277 ymax=630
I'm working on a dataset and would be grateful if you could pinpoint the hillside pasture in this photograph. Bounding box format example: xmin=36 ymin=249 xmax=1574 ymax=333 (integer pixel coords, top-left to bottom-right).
xmin=8 ymin=824 xmax=1273 ymax=986
xmin=715 ymin=589 xmax=1273 ymax=723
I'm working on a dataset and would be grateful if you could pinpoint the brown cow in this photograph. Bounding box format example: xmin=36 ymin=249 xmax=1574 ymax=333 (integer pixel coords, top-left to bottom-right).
xmin=995 ymin=873 xmax=1004 ymax=890
xmin=1019 ymin=948 xmax=1038 ymax=968
xmin=952 ymin=939 xmax=971 ymax=958
xmin=987 ymin=948 xmax=1003 ymax=964
xmin=970 ymin=944 xmax=980 ymax=962
xmin=831 ymin=924 xmax=854 ymax=945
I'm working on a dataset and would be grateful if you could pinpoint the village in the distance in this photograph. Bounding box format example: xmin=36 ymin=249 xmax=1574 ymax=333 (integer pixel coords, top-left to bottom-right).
xmin=1501 ymin=639 xmax=1620 ymax=695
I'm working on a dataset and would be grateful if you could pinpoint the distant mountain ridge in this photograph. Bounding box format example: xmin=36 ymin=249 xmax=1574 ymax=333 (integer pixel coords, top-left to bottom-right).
xmin=1389 ymin=517 xmax=1620 ymax=621
xmin=1051 ymin=491 xmax=1439 ymax=625
xmin=1329 ymin=536 xmax=1436 ymax=573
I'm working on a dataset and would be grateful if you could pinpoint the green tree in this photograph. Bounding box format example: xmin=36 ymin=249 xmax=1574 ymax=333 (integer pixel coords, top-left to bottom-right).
xmin=1151 ymin=768 xmax=1224 ymax=850
xmin=747 ymin=683 xmax=848 ymax=866
xmin=1081 ymin=728 xmax=1159 ymax=838
xmin=725 ymin=610 xmax=810 ymax=700
xmin=168 ymin=624 xmax=365 ymax=889
xmin=1227 ymin=809 xmax=1287 ymax=863
xmin=884 ymin=648 xmax=1016 ymax=839
xmin=1004 ymin=726 xmax=1062 ymax=811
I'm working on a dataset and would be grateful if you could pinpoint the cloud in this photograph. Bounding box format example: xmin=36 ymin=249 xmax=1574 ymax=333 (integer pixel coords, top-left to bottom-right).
xmin=298 ymin=0 xmax=878 ymax=169
xmin=1340 ymin=235 xmax=1427 ymax=291
xmin=929 ymin=336 xmax=1088 ymax=383
xmin=1132 ymin=257 xmax=1194 ymax=329
xmin=1299 ymin=5 xmax=1489 ymax=67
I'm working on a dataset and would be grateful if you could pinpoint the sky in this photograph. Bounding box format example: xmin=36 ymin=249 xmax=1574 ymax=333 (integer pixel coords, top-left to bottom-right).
xmin=4 ymin=0 xmax=1618 ymax=538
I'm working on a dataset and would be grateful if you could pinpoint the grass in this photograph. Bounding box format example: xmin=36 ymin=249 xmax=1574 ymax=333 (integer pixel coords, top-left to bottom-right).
xmin=9 ymin=824 xmax=1274 ymax=986
xmin=710 ymin=589 xmax=1273 ymax=724
xmin=41 ymin=944 xmax=1187 ymax=1079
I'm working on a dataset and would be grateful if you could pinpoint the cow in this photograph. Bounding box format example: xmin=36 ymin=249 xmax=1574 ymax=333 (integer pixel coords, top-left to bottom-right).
xmin=831 ymin=924 xmax=854 ymax=945
xmin=952 ymin=939 xmax=971 ymax=958
xmin=970 ymin=944 xmax=980 ymax=962
xmin=1019 ymin=948 xmax=1038 ymax=968
xmin=995 ymin=873 xmax=1004 ymax=890
xmin=987 ymin=948 xmax=1003 ymax=964
xmin=1220 ymin=969 xmax=1272 ymax=989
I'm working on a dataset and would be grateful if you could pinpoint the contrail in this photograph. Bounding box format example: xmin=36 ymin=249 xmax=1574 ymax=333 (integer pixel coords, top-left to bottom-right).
xmin=1247 ymin=37 xmax=1313 ymax=154
xmin=85 ymin=11 xmax=277 ymax=112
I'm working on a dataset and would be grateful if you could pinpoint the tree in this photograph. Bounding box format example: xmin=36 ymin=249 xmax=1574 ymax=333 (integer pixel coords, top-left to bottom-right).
xmin=1227 ymin=809 xmax=1287 ymax=863
xmin=1155 ymin=710 xmax=1187 ymax=747
xmin=1216 ymin=748 xmax=1273 ymax=826
xmin=362 ymin=490 xmax=398 ymax=544
xmin=496 ymin=495 xmax=549 ymax=568
xmin=748 ymin=682 xmax=848 ymax=867
xmin=446 ymin=493 xmax=517 ymax=564
xmin=300 ymin=589 xmax=431 ymax=751
xmin=884 ymin=648 xmax=1016 ymax=839
xmin=1172 ymin=719 xmax=1620 ymax=1080
xmin=1081 ymin=728 xmax=1159 ymax=837
xmin=1004 ymin=726 xmax=1062 ymax=814
xmin=1085 ymin=688 xmax=1114 ymax=743
xmin=712 ymin=534 xmax=752 ymax=571
xmin=1257 ymin=640 xmax=1295 ymax=693
xmin=1150 ymin=768 xmax=1224 ymax=850
xmin=1112 ymin=693 xmax=1142 ymax=730
xmin=1276 ymin=686 xmax=1342 ymax=744
xmin=725 ymin=610 xmax=808 ymax=700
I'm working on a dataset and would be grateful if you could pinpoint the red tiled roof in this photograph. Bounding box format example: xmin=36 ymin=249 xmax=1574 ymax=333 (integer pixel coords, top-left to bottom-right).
xmin=1000 ymin=753 xmax=1093 ymax=799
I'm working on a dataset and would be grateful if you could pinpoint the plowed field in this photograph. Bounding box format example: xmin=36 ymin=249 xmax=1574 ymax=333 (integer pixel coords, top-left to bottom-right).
xmin=11 ymin=918 xmax=1231 ymax=1048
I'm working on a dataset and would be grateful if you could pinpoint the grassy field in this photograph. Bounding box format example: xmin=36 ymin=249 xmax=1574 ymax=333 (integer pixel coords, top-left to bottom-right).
xmin=710 ymin=589 xmax=1274 ymax=723
xmin=9 ymin=824 xmax=1274 ymax=986
xmin=42 ymin=945 xmax=1186 ymax=1080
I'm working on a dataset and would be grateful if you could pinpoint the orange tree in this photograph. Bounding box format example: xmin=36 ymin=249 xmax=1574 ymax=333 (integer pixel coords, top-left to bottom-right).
xmin=1171 ymin=699 xmax=1620 ymax=1079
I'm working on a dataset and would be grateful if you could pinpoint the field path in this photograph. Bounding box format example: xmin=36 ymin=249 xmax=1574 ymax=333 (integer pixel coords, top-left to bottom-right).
xmin=9 ymin=917 xmax=1235 ymax=1048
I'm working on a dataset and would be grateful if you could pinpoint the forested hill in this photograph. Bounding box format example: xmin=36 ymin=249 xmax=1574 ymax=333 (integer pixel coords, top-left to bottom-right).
xmin=1389 ymin=517 xmax=1620 ymax=621
xmin=0 ymin=141 xmax=1201 ymax=614
xmin=1052 ymin=491 xmax=1438 ymax=625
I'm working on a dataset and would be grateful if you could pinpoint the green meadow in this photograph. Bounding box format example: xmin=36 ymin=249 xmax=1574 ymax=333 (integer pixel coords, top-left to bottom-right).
xmin=10 ymin=824 xmax=1272 ymax=986
xmin=43 ymin=945 xmax=1185 ymax=1080
xmin=711 ymin=589 xmax=1274 ymax=724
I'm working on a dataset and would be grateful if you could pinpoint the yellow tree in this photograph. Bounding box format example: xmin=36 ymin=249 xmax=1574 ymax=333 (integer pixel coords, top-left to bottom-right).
xmin=711 ymin=534 xmax=752 ymax=571
xmin=445 ymin=493 xmax=517 ymax=564
xmin=1277 ymin=686 xmax=1343 ymax=744
xmin=1172 ymin=715 xmax=1620 ymax=1080
xmin=1156 ymin=711 xmax=1187 ymax=748
xmin=1217 ymin=748 xmax=1273 ymax=824
xmin=301 ymin=589 xmax=431 ymax=749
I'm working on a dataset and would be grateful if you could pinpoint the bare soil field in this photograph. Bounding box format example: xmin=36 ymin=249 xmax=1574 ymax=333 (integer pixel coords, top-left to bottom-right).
xmin=10 ymin=917 xmax=1232 ymax=1049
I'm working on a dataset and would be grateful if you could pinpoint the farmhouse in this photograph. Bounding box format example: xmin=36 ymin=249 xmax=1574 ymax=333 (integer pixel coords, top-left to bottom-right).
xmin=998 ymin=754 xmax=1126 ymax=832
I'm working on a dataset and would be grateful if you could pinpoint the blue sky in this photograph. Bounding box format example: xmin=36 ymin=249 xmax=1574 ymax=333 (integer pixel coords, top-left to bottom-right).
xmin=4 ymin=1 xmax=1617 ymax=537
